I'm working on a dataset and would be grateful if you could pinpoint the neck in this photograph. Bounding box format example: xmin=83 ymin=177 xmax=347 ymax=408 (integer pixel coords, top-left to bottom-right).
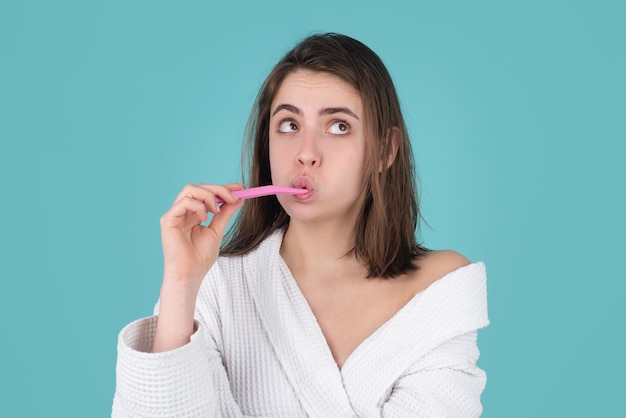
xmin=281 ymin=220 xmax=365 ymax=282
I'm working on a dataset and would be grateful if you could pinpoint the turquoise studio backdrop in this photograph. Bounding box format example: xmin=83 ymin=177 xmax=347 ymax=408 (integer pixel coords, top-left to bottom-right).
xmin=1 ymin=0 xmax=624 ymax=416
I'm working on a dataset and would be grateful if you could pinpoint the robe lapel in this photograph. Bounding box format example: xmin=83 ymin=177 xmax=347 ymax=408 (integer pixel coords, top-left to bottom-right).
xmin=243 ymin=230 xmax=356 ymax=417
xmin=340 ymin=262 xmax=489 ymax=415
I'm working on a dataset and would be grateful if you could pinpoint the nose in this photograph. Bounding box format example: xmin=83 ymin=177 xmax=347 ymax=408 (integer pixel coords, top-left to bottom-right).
xmin=297 ymin=130 xmax=321 ymax=168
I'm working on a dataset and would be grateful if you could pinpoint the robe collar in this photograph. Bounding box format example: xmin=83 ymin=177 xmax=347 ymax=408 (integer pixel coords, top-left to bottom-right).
xmin=242 ymin=229 xmax=489 ymax=415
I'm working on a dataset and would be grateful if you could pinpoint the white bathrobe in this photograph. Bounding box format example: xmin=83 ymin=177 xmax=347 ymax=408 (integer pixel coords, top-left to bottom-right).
xmin=113 ymin=229 xmax=489 ymax=417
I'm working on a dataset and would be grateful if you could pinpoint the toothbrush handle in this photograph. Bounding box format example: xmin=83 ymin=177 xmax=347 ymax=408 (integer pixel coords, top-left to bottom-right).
xmin=215 ymin=185 xmax=306 ymax=204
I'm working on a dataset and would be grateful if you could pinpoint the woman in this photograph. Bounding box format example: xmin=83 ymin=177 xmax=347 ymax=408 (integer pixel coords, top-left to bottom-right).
xmin=113 ymin=33 xmax=489 ymax=417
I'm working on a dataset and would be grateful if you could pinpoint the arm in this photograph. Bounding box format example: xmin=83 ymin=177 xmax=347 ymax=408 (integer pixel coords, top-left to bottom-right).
xmin=153 ymin=183 xmax=243 ymax=353
xmin=112 ymin=183 xmax=248 ymax=417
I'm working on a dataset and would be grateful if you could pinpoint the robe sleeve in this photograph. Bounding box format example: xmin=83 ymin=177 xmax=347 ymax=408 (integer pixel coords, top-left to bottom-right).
xmin=112 ymin=316 xmax=219 ymax=417
xmin=111 ymin=314 xmax=273 ymax=418
xmin=111 ymin=258 xmax=274 ymax=418
xmin=365 ymin=331 xmax=486 ymax=418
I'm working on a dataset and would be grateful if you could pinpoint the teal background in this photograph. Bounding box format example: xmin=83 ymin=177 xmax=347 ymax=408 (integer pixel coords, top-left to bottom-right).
xmin=1 ymin=0 xmax=624 ymax=416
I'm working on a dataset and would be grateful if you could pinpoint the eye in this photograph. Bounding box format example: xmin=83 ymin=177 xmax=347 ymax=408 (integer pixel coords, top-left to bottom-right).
xmin=278 ymin=120 xmax=299 ymax=133
xmin=328 ymin=120 xmax=350 ymax=135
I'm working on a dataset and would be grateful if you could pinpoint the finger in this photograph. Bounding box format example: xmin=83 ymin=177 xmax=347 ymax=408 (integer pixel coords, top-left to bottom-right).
xmin=195 ymin=183 xmax=244 ymax=204
xmin=220 ymin=183 xmax=244 ymax=191
xmin=173 ymin=186 xmax=220 ymax=214
xmin=162 ymin=196 xmax=210 ymax=227
xmin=207 ymin=199 xmax=243 ymax=238
xmin=173 ymin=184 xmax=207 ymax=204
xmin=174 ymin=183 xmax=242 ymax=208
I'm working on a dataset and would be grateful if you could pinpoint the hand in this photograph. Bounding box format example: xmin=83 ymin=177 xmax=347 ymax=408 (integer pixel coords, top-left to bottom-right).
xmin=153 ymin=183 xmax=243 ymax=352
xmin=160 ymin=183 xmax=243 ymax=290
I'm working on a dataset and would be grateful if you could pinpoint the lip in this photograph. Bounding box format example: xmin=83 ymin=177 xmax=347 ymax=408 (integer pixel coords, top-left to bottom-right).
xmin=291 ymin=176 xmax=315 ymax=200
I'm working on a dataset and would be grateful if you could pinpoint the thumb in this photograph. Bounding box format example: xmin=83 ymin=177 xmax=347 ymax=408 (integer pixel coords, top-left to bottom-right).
xmin=208 ymin=200 xmax=243 ymax=238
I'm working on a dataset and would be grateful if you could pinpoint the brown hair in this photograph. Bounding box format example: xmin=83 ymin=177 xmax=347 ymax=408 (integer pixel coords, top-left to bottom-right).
xmin=221 ymin=33 xmax=428 ymax=278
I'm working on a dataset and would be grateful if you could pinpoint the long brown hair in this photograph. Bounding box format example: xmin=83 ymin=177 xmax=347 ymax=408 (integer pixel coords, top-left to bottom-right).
xmin=221 ymin=33 xmax=428 ymax=278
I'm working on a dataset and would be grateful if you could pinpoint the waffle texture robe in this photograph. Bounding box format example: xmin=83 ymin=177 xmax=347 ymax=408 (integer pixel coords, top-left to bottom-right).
xmin=113 ymin=229 xmax=489 ymax=417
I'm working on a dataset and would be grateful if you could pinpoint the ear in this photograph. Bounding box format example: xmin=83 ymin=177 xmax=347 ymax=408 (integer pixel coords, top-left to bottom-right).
xmin=379 ymin=127 xmax=400 ymax=172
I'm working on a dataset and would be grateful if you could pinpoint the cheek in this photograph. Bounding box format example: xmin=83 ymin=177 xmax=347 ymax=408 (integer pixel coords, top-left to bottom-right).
xmin=330 ymin=151 xmax=368 ymax=190
xmin=268 ymin=140 xmax=287 ymax=179
xmin=338 ymin=143 xmax=367 ymax=171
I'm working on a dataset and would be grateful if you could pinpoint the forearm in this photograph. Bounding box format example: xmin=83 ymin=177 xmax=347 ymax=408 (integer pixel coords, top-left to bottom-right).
xmin=152 ymin=279 xmax=199 ymax=352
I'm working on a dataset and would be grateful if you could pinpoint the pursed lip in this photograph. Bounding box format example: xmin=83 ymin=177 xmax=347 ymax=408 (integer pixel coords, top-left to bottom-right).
xmin=290 ymin=176 xmax=315 ymax=200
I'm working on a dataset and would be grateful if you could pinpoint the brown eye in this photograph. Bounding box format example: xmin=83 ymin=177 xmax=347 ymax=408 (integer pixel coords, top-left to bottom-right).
xmin=328 ymin=121 xmax=350 ymax=135
xmin=278 ymin=120 xmax=299 ymax=133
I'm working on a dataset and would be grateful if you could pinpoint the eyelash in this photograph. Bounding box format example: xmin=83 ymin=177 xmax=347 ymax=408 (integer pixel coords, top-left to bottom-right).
xmin=276 ymin=119 xmax=351 ymax=135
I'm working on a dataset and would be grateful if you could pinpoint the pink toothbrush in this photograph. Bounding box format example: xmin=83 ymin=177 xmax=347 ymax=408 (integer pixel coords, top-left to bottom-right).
xmin=215 ymin=185 xmax=307 ymax=204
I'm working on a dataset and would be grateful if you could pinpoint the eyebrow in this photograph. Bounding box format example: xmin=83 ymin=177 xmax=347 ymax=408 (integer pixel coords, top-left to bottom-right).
xmin=272 ymin=104 xmax=360 ymax=120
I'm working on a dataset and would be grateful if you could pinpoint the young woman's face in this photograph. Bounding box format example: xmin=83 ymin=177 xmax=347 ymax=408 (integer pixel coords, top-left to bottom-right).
xmin=269 ymin=69 xmax=367 ymax=224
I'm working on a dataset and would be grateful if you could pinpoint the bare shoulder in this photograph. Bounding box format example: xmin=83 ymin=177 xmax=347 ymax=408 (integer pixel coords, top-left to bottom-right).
xmin=407 ymin=250 xmax=472 ymax=292
xmin=421 ymin=250 xmax=471 ymax=275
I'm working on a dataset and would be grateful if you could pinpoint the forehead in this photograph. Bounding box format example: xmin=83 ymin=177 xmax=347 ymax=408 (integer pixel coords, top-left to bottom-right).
xmin=271 ymin=69 xmax=362 ymax=108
